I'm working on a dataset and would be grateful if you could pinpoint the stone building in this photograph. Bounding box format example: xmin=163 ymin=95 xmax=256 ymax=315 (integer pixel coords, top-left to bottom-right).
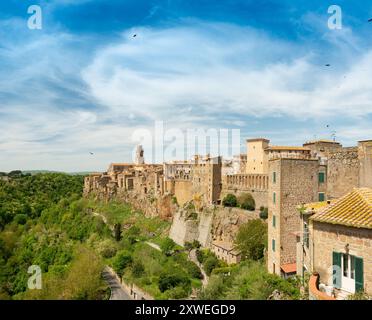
xmin=267 ymin=158 xmax=320 ymax=277
xmin=211 ymin=240 xmax=241 ymax=264
xmin=245 ymin=138 xmax=270 ymax=174
xmin=297 ymin=188 xmax=372 ymax=299
xmin=264 ymin=137 xmax=372 ymax=278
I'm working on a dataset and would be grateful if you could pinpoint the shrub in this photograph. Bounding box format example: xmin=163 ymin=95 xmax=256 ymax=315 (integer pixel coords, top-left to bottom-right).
xmin=222 ymin=194 xmax=238 ymax=207
xmin=160 ymin=237 xmax=176 ymax=255
xmin=167 ymin=286 xmax=189 ymax=299
xmin=14 ymin=214 xmax=28 ymax=225
xmin=238 ymin=193 xmax=255 ymax=211
xmin=158 ymin=272 xmax=191 ymax=293
xmin=185 ymin=261 xmax=203 ymax=279
xmin=131 ymin=260 xmax=145 ymax=277
xmin=259 ymin=207 xmax=268 ymax=220
xmin=196 ymin=249 xmax=205 ymax=264
xmin=97 ymin=239 xmax=117 ymax=258
xmin=203 ymin=256 xmax=220 ymax=276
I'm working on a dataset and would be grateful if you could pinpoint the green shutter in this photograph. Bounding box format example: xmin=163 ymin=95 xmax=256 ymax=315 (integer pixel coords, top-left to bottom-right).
xmin=355 ymin=257 xmax=364 ymax=292
xmin=318 ymin=193 xmax=325 ymax=202
xmin=332 ymin=252 xmax=341 ymax=289
xmin=318 ymin=172 xmax=325 ymax=183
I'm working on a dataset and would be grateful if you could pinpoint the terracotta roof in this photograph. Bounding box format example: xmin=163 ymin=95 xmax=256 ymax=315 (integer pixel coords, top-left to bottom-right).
xmin=310 ymin=188 xmax=372 ymax=229
xmin=212 ymin=240 xmax=239 ymax=255
xmin=281 ymin=263 xmax=297 ymax=274
xmin=266 ymin=146 xmax=310 ymax=151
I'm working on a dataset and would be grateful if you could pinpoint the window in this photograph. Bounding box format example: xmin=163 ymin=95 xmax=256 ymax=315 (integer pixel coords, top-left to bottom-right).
xmin=272 ymin=239 xmax=276 ymax=252
xmin=273 ymin=172 xmax=276 ymax=183
xmin=273 ymin=192 xmax=276 ymax=204
xmin=318 ymin=192 xmax=325 ymax=202
xmin=273 ymin=215 xmax=276 ymax=228
xmin=319 ymin=172 xmax=325 ymax=183
xmin=304 ymin=222 xmax=309 ymax=248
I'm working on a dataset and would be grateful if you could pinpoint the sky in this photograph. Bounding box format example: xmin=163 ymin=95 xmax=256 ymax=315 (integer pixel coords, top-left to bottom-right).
xmin=1 ymin=0 xmax=372 ymax=172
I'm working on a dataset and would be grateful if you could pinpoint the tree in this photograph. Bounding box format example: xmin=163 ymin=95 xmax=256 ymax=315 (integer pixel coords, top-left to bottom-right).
xmin=238 ymin=193 xmax=255 ymax=211
xmin=222 ymin=194 xmax=238 ymax=207
xmin=185 ymin=261 xmax=203 ymax=279
xmin=160 ymin=237 xmax=176 ymax=256
xmin=112 ymin=251 xmax=132 ymax=276
xmin=234 ymin=219 xmax=267 ymax=261
xmin=203 ymin=256 xmax=219 ymax=276
xmin=114 ymin=223 xmax=122 ymax=241
xmin=259 ymin=207 xmax=268 ymax=220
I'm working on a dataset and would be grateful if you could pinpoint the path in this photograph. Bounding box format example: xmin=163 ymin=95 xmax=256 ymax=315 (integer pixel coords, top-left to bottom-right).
xmin=145 ymin=241 xmax=161 ymax=251
xmin=102 ymin=267 xmax=132 ymax=300
xmin=189 ymin=249 xmax=209 ymax=288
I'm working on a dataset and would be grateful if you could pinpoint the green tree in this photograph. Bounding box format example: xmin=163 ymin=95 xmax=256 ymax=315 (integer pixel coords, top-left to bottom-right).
xmin=203 ymin=256 xmax=219 ymax=276
xmin=234 ymin=219 xmax=267 ymax=261
xmin=160 ymin=237 xmax=176 ymax=256
xmin=259 ymin=207 xmax=268 ymax=220
xmin=222 ymin=194 xmax=238 ymax=207
xmin=238 ymin=193 xmax=256 ymax=211
xmin=112 ymin=251 xmax=132 ymax=276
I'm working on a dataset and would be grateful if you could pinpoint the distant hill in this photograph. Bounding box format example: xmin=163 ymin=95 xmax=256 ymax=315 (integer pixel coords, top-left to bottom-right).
xmin=4 ymin=170 xmax=92 ymax=176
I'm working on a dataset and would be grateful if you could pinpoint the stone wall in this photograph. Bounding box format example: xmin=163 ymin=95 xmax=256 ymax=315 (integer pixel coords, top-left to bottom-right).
xmin=311 ymin=221 xmax=372 ymax=296
xmin=268 ymin=159 xmax=319 ymax=275
xmin=169 ymin=206 xmax=211 ymax=246
xmin=327 ymin=148 xmax=360 ymax=199
xmin=359 ymin=140 xmax=372 ymax=189
xmin=221 ymin=173 xmax=269 ymax=210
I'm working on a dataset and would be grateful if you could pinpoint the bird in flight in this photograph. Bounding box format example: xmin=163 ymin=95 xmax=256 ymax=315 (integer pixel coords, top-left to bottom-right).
xmin=133 ymin=34 xmax=137 ymax=38
xmin=325 ymin=64 xmax=331 ymax=67
xmin=368 ymin=18 xmax=372 ymax=22
xmin=89 ymin=152 xmax=94 ymax=155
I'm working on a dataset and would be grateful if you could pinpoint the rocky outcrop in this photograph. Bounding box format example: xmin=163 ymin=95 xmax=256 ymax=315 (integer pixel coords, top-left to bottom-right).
xmin=169 ymin=202 xmax=259 ymax=247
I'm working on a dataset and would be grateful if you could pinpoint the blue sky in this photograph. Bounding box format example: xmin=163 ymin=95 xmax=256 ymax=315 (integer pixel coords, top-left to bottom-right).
xmin=1 ymin=0 xmax=372 ymax=171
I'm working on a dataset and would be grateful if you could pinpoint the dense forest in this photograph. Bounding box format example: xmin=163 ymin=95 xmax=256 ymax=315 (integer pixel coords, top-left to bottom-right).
xmin=0 ymin=173 xmax=112 ymax=299
xmin=0 ymin=172 xmax=304 ymax=300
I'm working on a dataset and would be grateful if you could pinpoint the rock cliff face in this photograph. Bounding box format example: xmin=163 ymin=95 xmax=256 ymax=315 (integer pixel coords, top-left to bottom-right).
xmin=211 ymin=207 xmax=259 ymax=243
xmin=169 ymin=202 xmax=259 ymax=247
xmin=117 ymin=190 xmax=176 ymax=220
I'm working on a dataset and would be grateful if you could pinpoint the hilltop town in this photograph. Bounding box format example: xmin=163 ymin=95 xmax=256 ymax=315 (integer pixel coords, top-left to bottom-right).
xmin=84 ymin=138 xmax=372 ymax=300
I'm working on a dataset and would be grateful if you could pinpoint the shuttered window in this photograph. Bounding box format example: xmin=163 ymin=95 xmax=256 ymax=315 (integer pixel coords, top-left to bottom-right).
xmin=355 ymin=257 xmax=364 ymax=292
xmin=318 ymin=172 xmax=325 ymax=183
xmin=332 ymin=251 xmax=341 ymax=289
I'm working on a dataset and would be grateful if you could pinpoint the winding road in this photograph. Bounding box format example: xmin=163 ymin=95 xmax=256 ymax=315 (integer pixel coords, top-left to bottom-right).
xmin=102 ymin=267 xmax=132 ymax=300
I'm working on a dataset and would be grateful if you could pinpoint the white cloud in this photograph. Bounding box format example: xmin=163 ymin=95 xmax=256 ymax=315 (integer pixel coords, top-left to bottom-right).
xmin=81 ymin=21 xmax=372 ymax=126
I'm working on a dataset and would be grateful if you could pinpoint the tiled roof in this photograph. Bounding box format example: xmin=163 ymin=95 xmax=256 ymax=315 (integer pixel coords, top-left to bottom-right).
xmin=310 ymin=188 xmax=372 ymax=229
xmin=281 ymin=263 xmax=297 ymax=274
